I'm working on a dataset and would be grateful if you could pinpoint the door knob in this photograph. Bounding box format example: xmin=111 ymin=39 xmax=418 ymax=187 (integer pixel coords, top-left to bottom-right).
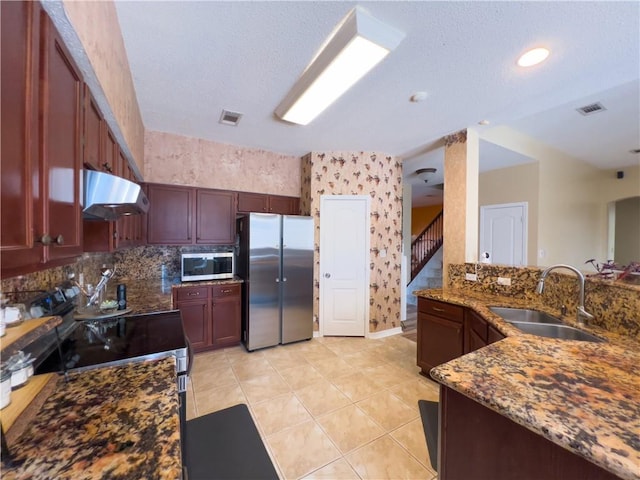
xmin=324 ymin=273 xmax=331 ymax=278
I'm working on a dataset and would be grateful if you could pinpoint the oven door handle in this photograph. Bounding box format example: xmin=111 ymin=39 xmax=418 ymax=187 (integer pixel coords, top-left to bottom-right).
xmin=185 ymin=334 xmax=194 ymax=377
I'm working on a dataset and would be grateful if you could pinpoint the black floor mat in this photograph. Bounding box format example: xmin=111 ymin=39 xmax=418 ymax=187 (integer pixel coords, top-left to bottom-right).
xmin=185 ymin=404 xmax=279 ymax=480
xmin=418 ymin=399 xmax=439 ymax=472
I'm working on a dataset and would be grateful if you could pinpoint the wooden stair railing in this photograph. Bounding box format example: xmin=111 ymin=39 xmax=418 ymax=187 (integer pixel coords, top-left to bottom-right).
xmin=410 ymin=210 xmax=443 ymax=282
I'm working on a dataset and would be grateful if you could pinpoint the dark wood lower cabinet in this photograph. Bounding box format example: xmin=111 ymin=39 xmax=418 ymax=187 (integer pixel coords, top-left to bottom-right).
xmin=439 ymin=387 xmax=619 ymax=480
xmin=211 ymin=284 xmax=241 ymax=348
xmin=173 ymin=284 xmax=241 ymax=353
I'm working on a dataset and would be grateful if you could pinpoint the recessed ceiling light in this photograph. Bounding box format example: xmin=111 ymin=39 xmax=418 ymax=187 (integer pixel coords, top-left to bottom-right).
xmin=517 ymin=47 xmax=550 ymax=67
xmin=478 ymin=119 xmax=490 ymax=125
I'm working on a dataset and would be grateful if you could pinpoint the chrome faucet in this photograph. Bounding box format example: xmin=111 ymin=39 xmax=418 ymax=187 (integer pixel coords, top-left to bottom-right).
xmin=536 ymin=264 xmax=594 ymax=327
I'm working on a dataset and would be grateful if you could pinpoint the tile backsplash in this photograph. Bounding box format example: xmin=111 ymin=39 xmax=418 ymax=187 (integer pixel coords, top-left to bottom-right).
xmin=448 ymin=263 xmax=640 ymax=338
xmin=1 ymin=245 xmax=235 ymax=300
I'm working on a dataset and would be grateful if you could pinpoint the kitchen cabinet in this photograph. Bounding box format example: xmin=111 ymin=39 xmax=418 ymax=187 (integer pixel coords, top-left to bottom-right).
xmin=196 ymin=190 xmax=236 ymax=244
xmin=464 ymin=309 xmax=489 ymax=353
xmin=439 ymin=387 xmax=620 ymax=480
xmin=147 ymin=184 xmax=193 ymax=244
xmin=1 ymin=3 xmax=83 ymax=277
xmin=83 ymin=86 xmax=109 ymax=173
xmin=1 ymin=0 xmax=42 ymax=273
xmin=147 ymin=183 xmax=235 ymax=245
xmin=417 ymin=298 xmax=464 ymax=374
xmin=173 ymin=283 xmax=241 ymax=352
xmin=417 ymin=298 xmax=507 ymax=374
xmin=211 ymin=284 xmax=241 ymax=348
xmin=237 ymin=192 xmax=300 ymax=215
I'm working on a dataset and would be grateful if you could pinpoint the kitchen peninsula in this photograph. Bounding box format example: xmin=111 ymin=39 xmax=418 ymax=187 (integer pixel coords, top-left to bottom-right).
xmin=416 ymin=288 xmax=640 ymax=480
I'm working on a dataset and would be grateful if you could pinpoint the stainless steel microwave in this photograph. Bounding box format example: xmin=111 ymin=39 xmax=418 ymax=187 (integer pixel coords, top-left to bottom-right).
xmin=181 ymin=252 xmax=234 ymax=282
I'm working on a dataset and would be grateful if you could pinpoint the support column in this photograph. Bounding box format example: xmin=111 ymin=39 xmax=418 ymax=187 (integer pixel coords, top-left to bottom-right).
xmin=442 ymin=129 xmax=479 ymax=287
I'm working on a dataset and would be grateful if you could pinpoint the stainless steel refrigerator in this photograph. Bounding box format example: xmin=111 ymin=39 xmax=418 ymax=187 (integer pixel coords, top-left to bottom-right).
xmin=236 ymin=213 xmax=313 ymax=351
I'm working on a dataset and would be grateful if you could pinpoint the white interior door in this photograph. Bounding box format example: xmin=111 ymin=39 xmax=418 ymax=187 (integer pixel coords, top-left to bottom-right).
xmin=320 ymin=195 xmax=369 ymax=337
xmin=479 ymin=202 xmax=527 ymax=266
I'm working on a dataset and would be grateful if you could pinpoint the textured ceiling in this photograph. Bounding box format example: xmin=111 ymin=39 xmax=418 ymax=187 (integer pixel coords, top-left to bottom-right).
xmin=114 ymin=1 xmax=640 ymax=206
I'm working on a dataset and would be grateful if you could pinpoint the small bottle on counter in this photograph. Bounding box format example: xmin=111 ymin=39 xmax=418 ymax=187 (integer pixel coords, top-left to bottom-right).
xmin=117 ymin=284 xmax=127 ymax=310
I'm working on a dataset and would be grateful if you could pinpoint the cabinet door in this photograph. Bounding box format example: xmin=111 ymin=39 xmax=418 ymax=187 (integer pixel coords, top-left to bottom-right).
xmin=269 ymin=195 xmax=298 ymax=215
xmin=147 ymin=184 xmax=193 ymax=244
xmin=105 ymin=128 xmax=119 ymax=177
xmin=237 ymin=192 xmax=268 ymax=213
xmin=211 ymin=293 xmax=241 ymax=348
xmin=488 ymin=325 xmax=506 ymax=344
xmin=467 ymin=328 xmax=487 ymax=354
xmin=41 ymin=13 xmax=83 ymax=263
xmin=177 ymin=299 xmax=210 ymax=352
xmin=0 ymin=0 xmax=42 ymax=275
xmin=196 ymin=190 xmax=235 ymax=244
xmin=83 ymin=86 xmax=103 ymax=171
xmin=418 ymin=314 xmax=463 ymax=373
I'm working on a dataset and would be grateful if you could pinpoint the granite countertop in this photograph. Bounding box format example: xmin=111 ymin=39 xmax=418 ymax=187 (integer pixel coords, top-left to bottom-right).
xmin=2 ymin=357 xmax=181 ymax=480
xmin=104 ymin=277 xmax=243 ymax=314
xmin=431 ymin=336 xmax=640 ymax=480
xmin=417 ymin=288 xmax=640 ymax=480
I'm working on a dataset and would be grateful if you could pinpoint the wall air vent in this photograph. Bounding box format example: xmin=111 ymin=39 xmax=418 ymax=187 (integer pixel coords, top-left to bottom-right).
xmin=576 ymin=102 xmax=606 ymax=116
xmin=219 ymin=109 xmax=243 ymax=126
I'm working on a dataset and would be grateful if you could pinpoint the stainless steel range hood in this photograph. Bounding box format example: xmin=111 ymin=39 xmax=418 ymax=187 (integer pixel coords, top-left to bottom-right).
xmin=83 ymin=170 xmax=149 ymax=221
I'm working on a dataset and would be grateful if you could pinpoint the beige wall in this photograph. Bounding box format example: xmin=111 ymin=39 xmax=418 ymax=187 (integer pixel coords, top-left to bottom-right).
xmin=304 ymin=152 xmax=403 ymax=333
xmin=479 ymin=162 xmax=539 ymax=265
xmin=480 ymin=126 xmax=608 ymax=267
xmin=144 ymin=131 xmax=301 ymax=195
xmin=411 ymin=205 xmax=443 ymax=237
xmin=63 ymin=0 xmax=145 ymax=172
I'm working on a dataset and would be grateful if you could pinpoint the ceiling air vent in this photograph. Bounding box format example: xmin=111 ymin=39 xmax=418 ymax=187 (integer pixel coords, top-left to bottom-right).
xmin=576 ymin=102 xmax=606 ymax=116
xmin=219 ymin=109 xmax=243 ymax=126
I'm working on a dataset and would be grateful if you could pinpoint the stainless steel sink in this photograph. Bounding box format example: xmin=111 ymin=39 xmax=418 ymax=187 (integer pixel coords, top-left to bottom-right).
xmin=488 ymin=307 xmax=563 ymax=325
xmin=507 ymin=322 xmax=605 ymax=343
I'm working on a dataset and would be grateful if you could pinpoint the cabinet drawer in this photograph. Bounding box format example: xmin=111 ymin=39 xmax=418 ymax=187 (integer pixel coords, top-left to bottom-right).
xmin=467 ymin=310 xmax=488 ymax=341
xmin=419 ymin=299 xmax=464 ymax=322
xmin=175 ymin=286 xmax=210 ymax=301
xmin=211 ymin=283 xmax=240 ymax=298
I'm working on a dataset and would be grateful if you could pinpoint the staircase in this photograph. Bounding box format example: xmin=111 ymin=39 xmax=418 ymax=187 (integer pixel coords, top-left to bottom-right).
xmin=410 ymin=210 xmax=443 ymax=282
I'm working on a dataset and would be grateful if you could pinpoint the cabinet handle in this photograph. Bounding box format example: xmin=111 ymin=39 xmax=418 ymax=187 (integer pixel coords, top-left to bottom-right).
xmin=37 ymin=234 xmax=53 ymax=245
xmin=187 ymin=292 xmax=200 ymax=296
xmin=54 ymin=234 xmax=64 ymax=245
xmin=221 ymin=289 xmax=231 ymax=293
xmin=432 ymin=307 xmax=445 ymax=313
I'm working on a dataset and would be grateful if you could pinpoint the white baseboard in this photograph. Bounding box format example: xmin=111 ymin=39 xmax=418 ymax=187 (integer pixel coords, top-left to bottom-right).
xmin=367 ymin=326 xmax=403 ymax=339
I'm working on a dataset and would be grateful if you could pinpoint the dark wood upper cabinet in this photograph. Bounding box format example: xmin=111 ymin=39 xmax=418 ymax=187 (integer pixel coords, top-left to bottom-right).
xmin=0 ymin=1 xmax=42 ymax=273
xmin=1 ymin=3 xmax=83 ymax=276
xmin=237 ymin=192 xmax=299 ymax=215
xmin=196 ymin=190 xmax=235 ymax=244
xmin=146 ymin=184 xmax=193 ymax=245
xmin=40 ymin=13 xmax=83 ymax=263
xmin=82 ymin=86 xmax=103 ymax=172
xmin=147 ymin=183 xmax=236 ymax=246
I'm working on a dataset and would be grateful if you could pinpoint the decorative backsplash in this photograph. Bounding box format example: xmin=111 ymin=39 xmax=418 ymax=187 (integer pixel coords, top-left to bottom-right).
xmin=1 ymin=244 xmax=235 ymax=300
xmin=448 ymin=263 xmax=640 ymax=338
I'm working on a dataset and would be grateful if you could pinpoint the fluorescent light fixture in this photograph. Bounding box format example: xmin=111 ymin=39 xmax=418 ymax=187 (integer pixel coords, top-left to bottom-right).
xmin=275 ymin=7 xmax=405 ymax=125
xmin=517 ymin=47 xmax=550 ymax=67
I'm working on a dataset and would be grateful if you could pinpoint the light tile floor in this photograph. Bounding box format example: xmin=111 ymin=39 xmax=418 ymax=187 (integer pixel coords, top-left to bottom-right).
xmin=186 ymin=334 xmax=439 ymax=480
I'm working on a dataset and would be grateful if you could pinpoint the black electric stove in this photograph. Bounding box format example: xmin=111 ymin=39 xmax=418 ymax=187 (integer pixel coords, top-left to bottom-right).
xmin=35 ymin=310 xmax=190 ymax=376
